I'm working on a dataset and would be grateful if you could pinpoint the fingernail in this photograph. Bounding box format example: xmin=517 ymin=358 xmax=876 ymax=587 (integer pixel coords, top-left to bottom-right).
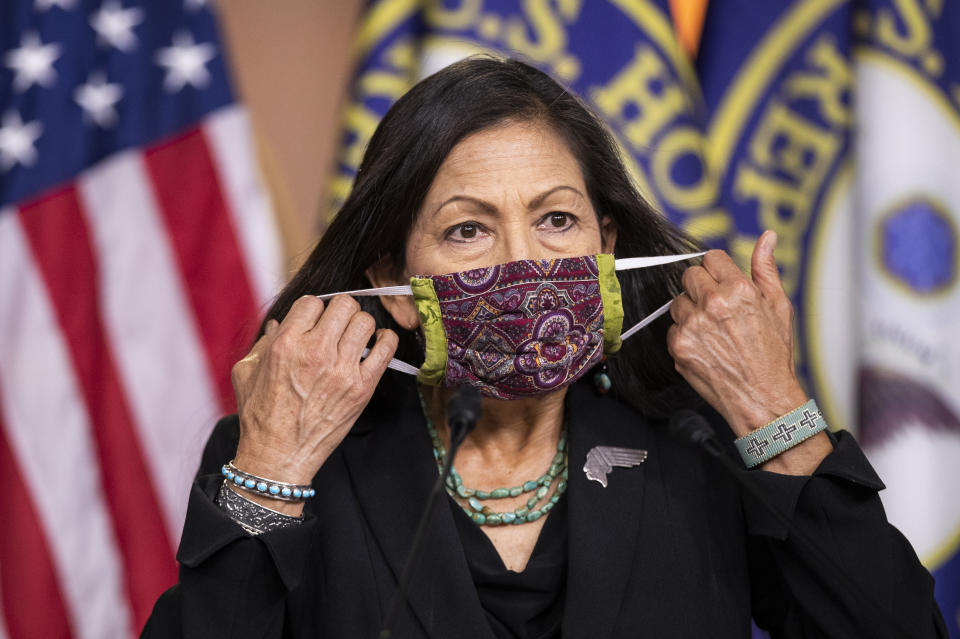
xmin=763 ymin=230 xmax=777 ymax=251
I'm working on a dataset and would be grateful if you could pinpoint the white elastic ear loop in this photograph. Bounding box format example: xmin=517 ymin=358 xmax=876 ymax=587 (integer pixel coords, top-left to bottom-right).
xmin=324 ymin=250 xmax=703 ymax=373
xmin=315 ymin=251 xmax=704 ymax=301
xmin=620 ymin=299 xmax=673 ymax=341
xmin=615 ymin=250 xmax=703 ymax=341
xmin=361 ymin=348 xmax=419 ymax=375
xmin=316 ymin=285 xmax=412 ymax=301
xmin=614 ymin=250 xmax=705 ymax=270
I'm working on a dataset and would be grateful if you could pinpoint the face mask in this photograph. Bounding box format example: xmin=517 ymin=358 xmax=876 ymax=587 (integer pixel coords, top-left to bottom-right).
xmin=319 ymin=251 xmax=703 ymax=400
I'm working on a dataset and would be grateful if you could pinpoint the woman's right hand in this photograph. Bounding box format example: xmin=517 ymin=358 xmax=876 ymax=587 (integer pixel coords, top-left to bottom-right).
xmin=229 ymin=295 xmax=398 ymax=513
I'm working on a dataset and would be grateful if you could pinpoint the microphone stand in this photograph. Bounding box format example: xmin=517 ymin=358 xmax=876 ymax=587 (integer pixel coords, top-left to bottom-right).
xmin=378 ymin=387 xmax=481 ymax=638
xmin=670 ymin=410 xmax=914 ymax=639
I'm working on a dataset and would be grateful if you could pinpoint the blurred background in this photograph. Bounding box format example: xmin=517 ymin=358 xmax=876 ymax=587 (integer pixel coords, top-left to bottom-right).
xmin=0 ymin=0 xmax=957 ymax=637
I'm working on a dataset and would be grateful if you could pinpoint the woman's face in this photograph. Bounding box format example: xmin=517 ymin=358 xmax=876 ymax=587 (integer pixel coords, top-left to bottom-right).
xmin=372 ymin=120 xmax=617 ymax=330
xmin=404 ymin=120 xmax=616 ymax=276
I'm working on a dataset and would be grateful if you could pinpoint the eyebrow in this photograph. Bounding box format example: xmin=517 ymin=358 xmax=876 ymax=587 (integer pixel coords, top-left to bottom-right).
xmin=433 ymin=185 xmax=585 ymax=217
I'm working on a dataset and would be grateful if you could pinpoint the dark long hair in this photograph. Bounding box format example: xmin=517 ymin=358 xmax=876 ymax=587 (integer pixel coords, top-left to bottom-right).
xmin=263 ymin=57 xmax=701 ymax=418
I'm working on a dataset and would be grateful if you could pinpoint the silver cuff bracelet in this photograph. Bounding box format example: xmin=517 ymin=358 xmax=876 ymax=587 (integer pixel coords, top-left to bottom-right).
xmin=216 ymin=480 xmax=305 ymax=536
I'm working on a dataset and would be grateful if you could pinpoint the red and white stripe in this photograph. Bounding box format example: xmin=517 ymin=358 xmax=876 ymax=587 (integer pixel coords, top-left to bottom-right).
xmin=0 ymin=209 xmax=133 ymax=638
xmin=77 ymin=150 xmax=222 ymax=544
xmin=0 ymin=105 xmax=281 ymax=636
xmin=205 ymin=107 xmax=283 ymax=307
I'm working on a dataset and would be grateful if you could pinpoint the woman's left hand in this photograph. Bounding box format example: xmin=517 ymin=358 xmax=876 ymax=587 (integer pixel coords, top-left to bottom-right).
xmin=667 ymin=230 xmax=809 ymax=438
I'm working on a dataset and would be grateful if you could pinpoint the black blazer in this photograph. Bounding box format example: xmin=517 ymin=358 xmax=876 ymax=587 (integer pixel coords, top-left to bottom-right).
xmin=144 ymin=375 xmax=946 ymax=638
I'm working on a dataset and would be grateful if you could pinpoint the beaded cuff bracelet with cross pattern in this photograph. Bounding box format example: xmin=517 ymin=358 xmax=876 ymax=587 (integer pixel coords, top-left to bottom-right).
xmin=734 ymin=399 xmax=828 ymax=469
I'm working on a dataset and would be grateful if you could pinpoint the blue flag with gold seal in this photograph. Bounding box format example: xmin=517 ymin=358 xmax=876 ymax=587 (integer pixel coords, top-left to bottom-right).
xmin=849 ymin=1 xmax=960 ymax=635
xmin=329 ymin=0 xmax=716 ymax=242
xmin=699 ymin=3 xmax=960 ymax=634
xmin=690 ymin=1 xmax=960 ymax=632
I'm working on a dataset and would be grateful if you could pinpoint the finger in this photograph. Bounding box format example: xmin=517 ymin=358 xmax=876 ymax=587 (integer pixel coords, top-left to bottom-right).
xmin=701 ymin=249 xmax=744 ymax=283
xmin=666 ymin=323 xmax=681 ymax=361
xmin=750 ymin=230 xmax=786 ymax=299
xmin=311 ymin=294 xmax=361 ymax=348
xmin=264 ymin=319 xmax=280 ymax=336
xmin=360 ymin=329 xmax=399 ymax=384
xmin=280 ymin=295 xmax=326 ymax=335
xmin=246 ymin=320 xmax=279 ymax=359
xmin=669 ymin=291 xmax=695 ymax=324
xmin=750 ymin=230 xmax=784 ymax=298
xmin=233 ymin=325 xmax=274 ymax=387
xmin=681 ymin=265 xmax=717 ymax=303
xmin=337 ymin=310 xmax=377 ymax=361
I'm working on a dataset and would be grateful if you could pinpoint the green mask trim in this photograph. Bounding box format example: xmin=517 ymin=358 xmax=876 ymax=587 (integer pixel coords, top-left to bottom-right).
xmin=410 ymin=277 xmax=447 ymax=386
xmin=596 ymin=253 xmax=624 ymax=354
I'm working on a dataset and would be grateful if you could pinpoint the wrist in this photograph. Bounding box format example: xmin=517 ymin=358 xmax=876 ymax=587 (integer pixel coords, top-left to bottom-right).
xmin=729 ymin=384 xmax=809 ymax=436
xmin=735 ymin=398 xmax=831 ymax=473
xmin=234 ymin=444 xmax=317 ymax=486
xmin=223 ymin=458 xmax=315 ymax=511
xmin=759 ymin=431 xmax=833 ymax=475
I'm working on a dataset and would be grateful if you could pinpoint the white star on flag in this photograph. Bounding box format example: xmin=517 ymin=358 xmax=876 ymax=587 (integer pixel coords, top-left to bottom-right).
xmin=89 ymin=0 xmax=144 ymax=52
xmin=4 ymin=32 xmax=61 ymax=93
xmin=34 ymin=0 xmax=77 ymax=11
xmin=154 ymin=31 xmax=217 ymax=92
xmin=184 ymin=0 xmax=209 ymax=11
xmin=74 ymin=73 xmax=124 ymax=128
xmin=0 ymin=111 xmax=43 ymax=172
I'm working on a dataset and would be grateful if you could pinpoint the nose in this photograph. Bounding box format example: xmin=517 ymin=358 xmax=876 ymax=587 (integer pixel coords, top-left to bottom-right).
xmin=494 ymin=216 xmax=553 ymax=264
xmin=499 ymin=229 xmax=534 ymax=264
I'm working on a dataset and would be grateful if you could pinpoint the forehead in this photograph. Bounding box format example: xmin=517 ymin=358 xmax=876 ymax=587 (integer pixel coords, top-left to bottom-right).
xmin=429 ymin=121 xmax=585 ymax=193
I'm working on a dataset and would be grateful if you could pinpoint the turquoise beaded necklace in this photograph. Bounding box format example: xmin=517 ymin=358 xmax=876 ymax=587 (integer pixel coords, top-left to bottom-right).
xmin=418 ymin=391 xmax=568 ymax=526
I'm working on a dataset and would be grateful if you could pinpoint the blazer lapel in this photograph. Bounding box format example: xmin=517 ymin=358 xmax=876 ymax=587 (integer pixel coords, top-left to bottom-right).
xmin=340 ymin=379 xmax=494 ymax=639
xmin=563 ymin=383 xmax=651 ymax=639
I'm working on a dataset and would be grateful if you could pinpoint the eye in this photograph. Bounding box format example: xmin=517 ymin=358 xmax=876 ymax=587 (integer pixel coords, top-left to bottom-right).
xmin=539 ymin=212 xmax=575 ymax=231
xmin=446 ymin=222 xmax=486 ymax=242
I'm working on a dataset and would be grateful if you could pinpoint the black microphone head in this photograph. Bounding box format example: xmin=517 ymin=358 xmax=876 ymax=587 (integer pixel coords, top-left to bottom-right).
xmin=669 ymin=409 xmax=713 ymax=447
xmin=447 ymin=387 xmax=482 ymax=433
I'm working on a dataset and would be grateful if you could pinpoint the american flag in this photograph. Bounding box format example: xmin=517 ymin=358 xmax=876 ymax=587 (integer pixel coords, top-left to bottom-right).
xmin=0 ymin=1 xmax=281 ymax=636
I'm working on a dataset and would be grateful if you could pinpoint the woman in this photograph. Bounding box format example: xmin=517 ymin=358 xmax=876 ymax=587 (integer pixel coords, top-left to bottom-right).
xmin=144 ymin=58 xmax=945 ymax=638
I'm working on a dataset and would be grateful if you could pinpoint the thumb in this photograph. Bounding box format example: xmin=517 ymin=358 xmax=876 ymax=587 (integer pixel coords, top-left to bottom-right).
xmin=751 ymin=230 xmax=784 ymax=298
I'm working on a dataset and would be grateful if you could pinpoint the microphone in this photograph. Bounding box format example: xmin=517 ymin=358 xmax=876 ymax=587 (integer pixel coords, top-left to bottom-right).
xmin=669 ymin=409 xmax=721 ymax=451
xmin=447 ymin=386 xmax=481 ymax=449
xmin=669 ymin=410 xmax=913 ymax=639
xmin=379 ymin=387 xmax=482 ymax=638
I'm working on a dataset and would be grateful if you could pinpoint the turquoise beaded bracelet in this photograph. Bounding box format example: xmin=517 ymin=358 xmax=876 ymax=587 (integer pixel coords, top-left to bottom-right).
xmin=221 ymin=460 xmax=315 ymax=502
xmin=734 ymin=399 xmax=828 ymax=469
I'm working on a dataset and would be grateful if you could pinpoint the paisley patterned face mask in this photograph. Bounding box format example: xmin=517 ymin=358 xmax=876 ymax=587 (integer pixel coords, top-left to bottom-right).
xmin=319 ymin=251 xmax=703 ymax=400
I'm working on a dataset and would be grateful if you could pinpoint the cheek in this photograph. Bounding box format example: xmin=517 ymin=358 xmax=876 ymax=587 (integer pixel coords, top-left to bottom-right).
xmin=403 ymin=218 xmax=448 ymax=275
xmin=405 ymin=227 xmax=497 ymax=275
xmin=394 ymin=296 xmax=420 ymax=330
xmin=404 ymin=234 xmax=439 ymax=276
xmin=541 ymin=218 xmax=604 ymax=255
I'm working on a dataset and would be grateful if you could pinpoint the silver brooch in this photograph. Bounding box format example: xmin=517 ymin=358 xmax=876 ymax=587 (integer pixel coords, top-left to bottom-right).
xmin=583 ymin=446 xmax=648 ymax=487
